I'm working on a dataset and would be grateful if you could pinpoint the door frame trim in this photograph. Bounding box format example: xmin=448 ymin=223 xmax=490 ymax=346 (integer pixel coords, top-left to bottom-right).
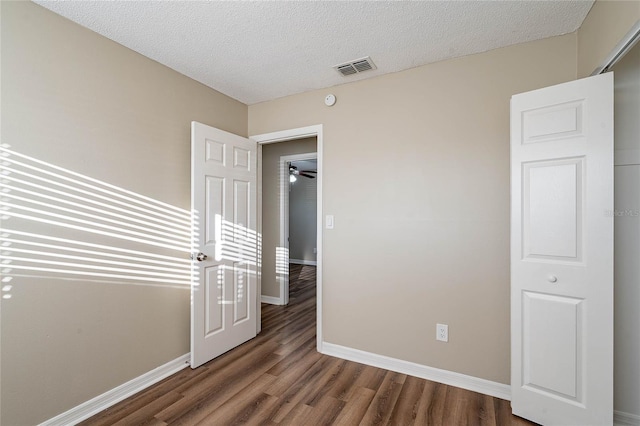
xmin=279 ymin=152 xmax=318 ymax=306
xmin=251 ymin=125 xmax=323 ymax=352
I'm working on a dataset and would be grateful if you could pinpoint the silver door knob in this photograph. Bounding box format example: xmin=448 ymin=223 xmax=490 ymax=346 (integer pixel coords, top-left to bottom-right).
xmin=547 ymin=275 xmax=558 ymax=283
xmin=194 ymin=252 xmax=207 ymax=262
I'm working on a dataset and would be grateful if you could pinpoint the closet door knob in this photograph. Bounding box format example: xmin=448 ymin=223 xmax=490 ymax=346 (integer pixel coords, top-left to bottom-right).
xmin=548 ymin=275 xmax=558 ymax=283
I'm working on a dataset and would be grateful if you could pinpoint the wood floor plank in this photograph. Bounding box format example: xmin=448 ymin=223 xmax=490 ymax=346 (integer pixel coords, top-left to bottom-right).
xmin=80 ymin=264 xmax=537 ymax=426
xmin=277 ymin=403 xmax=315 ymax=426
xmin=442 ymin=386 xmax=467 ymax=426
xmin=405 ymin=372 xmax=447 ymax=425
xmin=343 ymin=364 xmax=387 ymax=401
xmin=303 ymin=359 xmax=349 ymax=406
xmin=473 ymin=392 xmax=498 ymax=426
xmin=386 ymin=374 xmax=426 ymax=425
xmin=266 ymin=334 xmax=319 ymax=377
xmin=111 ymin=391 xmax=183 ymax=426
xmin=262 ymin=356 xmax=344 ymax=422
xmin=319 ymin=359 xmax=366 ymax=402
xmin=194 ymin=374 xmax=278 ymax=425
xmin=155 ymin=353 xmax=282 ymax=425
xmin=333 ymin=387 xmax=377 ymax=425
xmin=359 ymin=371 xmax=406 ymax=425
xmin=272 ymin=322 xmax=316 ymax=356
xmin=264 ymin=350 xmax=328 ymax=397
xmin=303 ymin=395 xmax=346 ymax=425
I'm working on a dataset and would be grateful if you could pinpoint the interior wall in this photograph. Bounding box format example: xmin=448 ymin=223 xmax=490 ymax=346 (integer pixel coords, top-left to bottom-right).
xmin=249 ymin=33 xmax=577 ymax=384
xmin=261 ymin=138 xmax=317 ymax=299
xmin=289 ymin=160 xmax=318 ymax=264
xmin=611 ymin=41 xmax=640 ymax=419
xmin=577 ymin=0 xmax=640 ymax=78
xmin=0 ymin=2 xmax=247 ymax=425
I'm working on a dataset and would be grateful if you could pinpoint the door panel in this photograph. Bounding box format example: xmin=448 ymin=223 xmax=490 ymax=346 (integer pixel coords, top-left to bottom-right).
xmin=205 ymin=265 xmax=224 ymax=335
xmin=522 ymin=158 xmax=583 ymax=261
xmin=234 ymin=146 xmax=251 ymax=170
xmin=233 ymin=261 xmax=249 ymax=323
xmin=234 ymin=180 xmax=250 ymax=235
xmin=511 ymin=73 xmax=613 ymax=425
xmin=522 ymin=292 xmax=582 ymax=400
xmin=522 ymin=100 xmax=584 ymax=143
xmin=205 ymin=176 xmax=224 ymax=245
xmin=206 ymin=139 xmax=226 ymax=164
xmin=191 ymin=121 xmax=258 ymax=369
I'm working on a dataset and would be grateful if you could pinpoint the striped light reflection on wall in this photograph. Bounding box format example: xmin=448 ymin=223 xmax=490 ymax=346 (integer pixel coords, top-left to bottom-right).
xmin=0 ymin=145 xmax=193 ymax=297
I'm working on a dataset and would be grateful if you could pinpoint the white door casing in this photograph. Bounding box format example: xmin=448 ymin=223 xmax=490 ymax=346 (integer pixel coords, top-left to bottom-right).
xmin=191 ymin=121 xmax=258 ymax=369
xmin=511 ymin=73 xmax=614 ymax=425
xmin=251 ymin=125 xmax=324 ymax=353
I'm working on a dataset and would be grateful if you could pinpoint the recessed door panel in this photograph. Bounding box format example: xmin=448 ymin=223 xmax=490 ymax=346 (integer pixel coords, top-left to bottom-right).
xmin=522 ymin=291 xmax=582 ymax=401
xmin=522 ymin=101 xmax=584 ymax=144
xmin=206 ymin=139 xmax=226 ymax=165
xmin=204 ymin=265 xmax=225 ymax=336
xmin=234 ymin=180 xmax=249 ymax=241
xmin=234 ymin=261 xmax=249 ymax=324
xmin=522 ymin=158 xmax=583 ymax=261
xmin=205 ymin=176 xmax=224 ymax=245
xmin=234 ymin=147 xmax=250 ymax=171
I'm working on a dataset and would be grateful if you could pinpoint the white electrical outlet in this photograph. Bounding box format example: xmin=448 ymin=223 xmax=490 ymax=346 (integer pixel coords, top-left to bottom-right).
xmin=436 ymin=323 xmax=448 ymax=342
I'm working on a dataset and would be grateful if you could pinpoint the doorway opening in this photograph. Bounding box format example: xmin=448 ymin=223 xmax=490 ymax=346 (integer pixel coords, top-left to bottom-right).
xmin=279 ymin=154 xmax=317 ymax=305
xmin=252 ymin=125 xmax=324 ymax=352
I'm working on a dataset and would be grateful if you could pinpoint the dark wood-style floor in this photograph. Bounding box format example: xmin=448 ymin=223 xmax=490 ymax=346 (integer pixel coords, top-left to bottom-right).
xmin=80 ymin=264 xmax=536 ymax=425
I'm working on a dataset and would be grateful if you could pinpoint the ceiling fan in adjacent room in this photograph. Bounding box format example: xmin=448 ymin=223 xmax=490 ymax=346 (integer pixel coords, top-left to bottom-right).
xmin=289 ymin=165 xmax=316 ymax=182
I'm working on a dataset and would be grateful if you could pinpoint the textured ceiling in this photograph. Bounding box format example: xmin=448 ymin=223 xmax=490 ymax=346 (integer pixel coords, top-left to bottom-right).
xmin=33 ymin=1 xmax=594 ymax=105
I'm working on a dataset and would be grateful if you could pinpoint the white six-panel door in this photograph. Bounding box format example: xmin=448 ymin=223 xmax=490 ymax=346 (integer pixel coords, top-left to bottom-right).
xmin=191 ymin=121 xmax=258 ymax=369
xmin=511 ymin=73 xmax=614 ymax=425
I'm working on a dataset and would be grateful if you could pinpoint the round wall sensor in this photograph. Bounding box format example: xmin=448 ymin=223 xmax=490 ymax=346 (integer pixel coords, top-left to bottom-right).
xmin=324 ymin=94 xmax=336 ymax=107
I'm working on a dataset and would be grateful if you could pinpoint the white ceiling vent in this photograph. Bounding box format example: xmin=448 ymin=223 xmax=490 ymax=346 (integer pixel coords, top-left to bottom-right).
xmin=334 ymin=56 xmax=377 ymax=77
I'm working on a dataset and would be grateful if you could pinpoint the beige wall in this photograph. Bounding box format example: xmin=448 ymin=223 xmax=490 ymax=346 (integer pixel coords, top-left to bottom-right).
xmin=1 ymin=2 xmax=247 ymax=424
xmin=249 ymin=34 xmax=577 ymax=384
xmin=577 ymin=0 xmax=640 ymax=78
xmin=261 ymin=138 xmax=317 ymax=298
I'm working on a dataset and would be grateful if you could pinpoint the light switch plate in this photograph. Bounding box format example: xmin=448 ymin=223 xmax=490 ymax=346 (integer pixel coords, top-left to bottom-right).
xmin=326 ymin=215 xmax=334 ymax=229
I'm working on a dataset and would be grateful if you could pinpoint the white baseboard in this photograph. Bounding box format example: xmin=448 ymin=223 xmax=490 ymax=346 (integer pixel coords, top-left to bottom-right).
xmin=261 ymin=295 xmax=283 ymax=305
xmin=289 ymin=259 xmax=317 ymax=266
xmin=39 ymin=354 xmax=190 ymax=426
xmin=615 ymin=410 xmax=640 ymax=426
xmin=321 ymin=342 xmax=511 ymax=401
